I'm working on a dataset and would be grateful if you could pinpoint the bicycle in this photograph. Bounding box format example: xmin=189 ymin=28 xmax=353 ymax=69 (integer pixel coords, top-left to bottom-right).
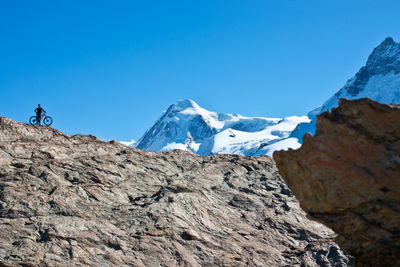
xmin=29 ymin=112 xmax=53 ymax=126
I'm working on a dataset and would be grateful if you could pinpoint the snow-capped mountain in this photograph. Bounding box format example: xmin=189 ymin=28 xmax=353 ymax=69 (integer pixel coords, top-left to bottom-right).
xmin=132 ymin=37 xmax=400 ymax=157
xmin=291 ymin=37 xmax=400 ymax=143
xmin=134 ymin=99 xmax=309 ymax=156
xmin=319 ymin=37 xmax=400 ymax=113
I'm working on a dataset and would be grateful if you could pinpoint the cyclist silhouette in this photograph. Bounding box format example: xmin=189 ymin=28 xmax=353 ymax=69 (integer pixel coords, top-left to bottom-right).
xmin=29 ymin=105 xmax=53 ymax=126
xmin=34 ymin=104 xmax=46 ymax=125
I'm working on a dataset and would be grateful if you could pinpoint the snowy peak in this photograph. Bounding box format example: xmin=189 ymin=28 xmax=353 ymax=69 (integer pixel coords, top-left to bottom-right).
xmin=364 ymin=37 xmax=400 ymax=75
xmin=344 ymin=37 xmax=400 ymax=97
xmin=164 ymin=99 xmax=223 ymax=131
xmin=368 ymin=37 xmax=400 ymax=67
xmin=166 ymin=99 xmax=201 ymax=115
xmin=173 ymin=99 xmax=199 ymax=110
xmin=316 ymin=37 xmax=400 ymax=113
xmin=164 ymin=99 xmax=199 ymax=115
xmin=291 ymin=38 xmax=400 ymax=144
xmin=135 ymin=99 xmax=219 ymax=152
xmin=135 ymin=99 xmax=308 ymax=156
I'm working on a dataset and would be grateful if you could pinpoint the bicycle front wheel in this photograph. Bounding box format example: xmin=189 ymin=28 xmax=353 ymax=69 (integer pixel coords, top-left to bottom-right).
xmin=29 ymin=116 xmax=38 ymax=125
xmin=43 ymin=116 xmax=53 ymax=126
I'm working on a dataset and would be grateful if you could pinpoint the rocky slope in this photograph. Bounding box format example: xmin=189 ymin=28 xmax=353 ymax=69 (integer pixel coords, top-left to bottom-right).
xmin=0 ymin=116 xmax=352 ymax=266
xmin=274 ymin=98 xmax=400 ymax=266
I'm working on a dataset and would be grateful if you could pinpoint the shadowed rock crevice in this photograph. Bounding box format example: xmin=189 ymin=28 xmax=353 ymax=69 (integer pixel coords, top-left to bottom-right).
xmin=274 ymin=98 xmax=400 ymax=266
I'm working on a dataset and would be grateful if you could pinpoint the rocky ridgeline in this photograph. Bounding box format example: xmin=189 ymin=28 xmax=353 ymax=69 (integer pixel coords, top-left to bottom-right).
xmin=274 ymin=98 xmax=400 ymax=266
xmin=0 ymin=117 xmax=352 ymax=266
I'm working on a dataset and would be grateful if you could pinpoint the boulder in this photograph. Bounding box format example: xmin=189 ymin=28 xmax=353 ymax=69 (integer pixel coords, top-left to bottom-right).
xmin=274 ymin=98 xmax=400 ymax=266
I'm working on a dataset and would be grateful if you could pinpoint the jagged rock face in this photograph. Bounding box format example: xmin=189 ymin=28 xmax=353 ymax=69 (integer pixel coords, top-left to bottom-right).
xmin=274 ymin=98 xmax=400 ymax=266
xmin=319 ymin=37 xmax=400 ymax=113
xmin=0 ymin=117 xmax=353 ymax=266
xmin=344 ymin=37 xmax=400 ymax=96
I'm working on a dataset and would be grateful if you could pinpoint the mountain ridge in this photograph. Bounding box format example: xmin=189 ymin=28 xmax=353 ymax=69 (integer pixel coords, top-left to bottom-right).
xmin=132 ymin=37 xmax=400 ymax=156
xmin=134 ymin=99 xmax=307 ymax=156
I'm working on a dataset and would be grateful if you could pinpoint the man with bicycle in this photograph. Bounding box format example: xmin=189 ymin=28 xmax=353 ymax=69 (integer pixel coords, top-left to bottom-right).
xmin=34 ymin=104 xmax=46 ymax=125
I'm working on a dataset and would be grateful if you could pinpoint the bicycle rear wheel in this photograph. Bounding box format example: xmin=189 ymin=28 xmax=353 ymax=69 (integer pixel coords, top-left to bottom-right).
xmin=43 ymin=116 xmax=53 ymax=126
xmin=29 ymin=116 xmax=38 ymax=125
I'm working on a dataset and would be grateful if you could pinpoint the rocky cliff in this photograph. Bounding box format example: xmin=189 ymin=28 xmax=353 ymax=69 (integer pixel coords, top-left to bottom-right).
xmin=0 ymin=117 xmax=352 ymax=266
xmin=274 ymin=98 xmax=400 ymax=266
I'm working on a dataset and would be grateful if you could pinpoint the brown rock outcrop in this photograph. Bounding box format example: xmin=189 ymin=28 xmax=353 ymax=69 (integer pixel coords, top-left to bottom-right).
xmin=274 ymin=98 xmax=400 ymax=266
xmin=0 ymin=116 xmax=353 ymax=266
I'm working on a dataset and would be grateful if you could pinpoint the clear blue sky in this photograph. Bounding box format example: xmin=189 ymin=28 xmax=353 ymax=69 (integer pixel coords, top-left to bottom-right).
xmin=1 ymin=0 xmax=399 ymax=141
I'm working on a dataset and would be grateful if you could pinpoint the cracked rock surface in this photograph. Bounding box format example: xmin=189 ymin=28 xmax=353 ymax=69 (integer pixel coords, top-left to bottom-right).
xmin=274 ymin=98 xmax=400 ymax=266
xmin=0 ymin=116 xmax=352 ymax=266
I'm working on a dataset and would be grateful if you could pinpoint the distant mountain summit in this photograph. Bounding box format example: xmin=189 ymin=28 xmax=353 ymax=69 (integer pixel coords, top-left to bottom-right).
xmin=316 ymin=37 xmax=400 ymax=114
xmin=135 ymin=100 xmax=309 ymax=156
xmin=291 ymin=37 xmax=400 ymax=141
xmin=135 ymin=99 xmax=220 ymax=153
xmin=133 ymin=37 xmax=400 ymax=156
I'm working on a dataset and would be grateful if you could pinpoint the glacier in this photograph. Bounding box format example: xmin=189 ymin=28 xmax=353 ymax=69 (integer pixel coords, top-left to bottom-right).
xmin=134 ymin=99 xmax=310 ymax=156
